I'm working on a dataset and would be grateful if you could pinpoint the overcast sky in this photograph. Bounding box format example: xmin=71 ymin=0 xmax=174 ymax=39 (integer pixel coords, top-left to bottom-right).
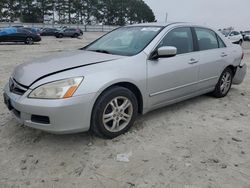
xmin=143 ymin=0 xmax=250 ymax=30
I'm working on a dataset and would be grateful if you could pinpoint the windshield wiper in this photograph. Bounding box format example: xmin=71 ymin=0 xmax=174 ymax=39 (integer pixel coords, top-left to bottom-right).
xmin=90 ymin=49 xmax=111 ymax=54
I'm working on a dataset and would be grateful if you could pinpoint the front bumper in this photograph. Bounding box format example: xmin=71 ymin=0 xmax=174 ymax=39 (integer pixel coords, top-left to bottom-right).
xmin=233 ymin=64 xmax=247 ymax=85
xmin=3 ymin=84 xmax=96 ymax=134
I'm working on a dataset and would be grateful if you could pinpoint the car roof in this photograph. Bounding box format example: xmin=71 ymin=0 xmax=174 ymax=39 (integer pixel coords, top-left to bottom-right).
xmin=125 ymin=22 xmax=221 ymax=29
xmin=124 ymin=22 xmax=171 ymax=27
xmin=125 ymin=22 xmax=187 ymax=27
xmin=124 ymin=22 xmax=222 ymax=34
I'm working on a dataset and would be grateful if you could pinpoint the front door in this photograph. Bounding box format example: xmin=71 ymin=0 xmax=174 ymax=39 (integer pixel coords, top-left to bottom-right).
xmin=147 ymin=27 xmax=199 ymax=108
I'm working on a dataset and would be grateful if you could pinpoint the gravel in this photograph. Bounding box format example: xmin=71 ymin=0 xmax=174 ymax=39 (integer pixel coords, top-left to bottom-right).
xmin=0 ymin=35 xmax=250 ymax=188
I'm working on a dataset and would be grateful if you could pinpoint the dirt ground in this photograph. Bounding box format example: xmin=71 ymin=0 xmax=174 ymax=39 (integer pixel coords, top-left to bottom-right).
xmin=0 ymin=34 xmax=250 ymax=188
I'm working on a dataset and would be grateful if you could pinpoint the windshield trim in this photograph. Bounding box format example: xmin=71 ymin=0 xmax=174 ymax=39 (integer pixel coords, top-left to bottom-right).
xmin=81 ymin=26 xmax=164 ymax=56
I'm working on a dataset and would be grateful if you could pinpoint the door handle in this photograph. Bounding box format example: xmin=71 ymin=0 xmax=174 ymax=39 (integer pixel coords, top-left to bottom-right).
xmin=188 ymin=58 xmax=199 ymax=65
xmin=221 ymin=52 xmax=228 ymax=57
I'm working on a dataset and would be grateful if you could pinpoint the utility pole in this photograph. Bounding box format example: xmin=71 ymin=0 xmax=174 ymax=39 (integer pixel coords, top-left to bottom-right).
xmin=165 ymin=12 xmax=168 ymax=23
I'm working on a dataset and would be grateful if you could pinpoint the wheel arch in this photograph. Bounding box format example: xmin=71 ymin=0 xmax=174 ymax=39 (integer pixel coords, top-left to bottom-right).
xmin=93 ymin=81 xmax=144 ymax=115
xmin=226 ymin=65 xmax=237 ymax=77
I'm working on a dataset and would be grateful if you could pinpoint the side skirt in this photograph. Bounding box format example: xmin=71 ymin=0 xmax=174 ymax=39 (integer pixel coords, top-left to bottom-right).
xmin=143 ymin=87 xmax=215 ymax=114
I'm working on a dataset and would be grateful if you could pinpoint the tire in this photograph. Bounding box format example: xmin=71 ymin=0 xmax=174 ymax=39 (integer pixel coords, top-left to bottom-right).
xmin=25 ymin=37 xmax=34 ymax=45
xmin=212 ymin=67 xmax=233 ymax=98
xmin=91 ymin=86 xmax=138 ymax=139
xmin=239 ymin=40 xmax=243 ymax=45
xmin=73 ymin=33 xmax=79 ymax=38
xmin=58 ymin=34 xmax=63 ymax=38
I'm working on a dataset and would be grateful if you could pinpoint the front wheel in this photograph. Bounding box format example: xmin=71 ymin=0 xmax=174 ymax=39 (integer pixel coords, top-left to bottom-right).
xmin=25 ymin=37 xmax=34 ymax=45
xmin=91 ymin=87 xmax=138 ymax=139
xmin=212 ymin=67 xmax=233 ymax=98
xmin=239 ymin=40 xmax=243 ymax=45
xmin=73 ymin=33 xmax=79 ymax=38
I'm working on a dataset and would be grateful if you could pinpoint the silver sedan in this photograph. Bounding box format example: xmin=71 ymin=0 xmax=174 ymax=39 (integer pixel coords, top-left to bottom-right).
xmin=3 ymin=22 xmax=247 ymax=138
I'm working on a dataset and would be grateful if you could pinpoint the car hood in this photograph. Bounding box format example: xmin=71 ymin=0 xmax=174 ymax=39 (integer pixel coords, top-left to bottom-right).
xmin=12 ymin=50 xmax=124 ymax=87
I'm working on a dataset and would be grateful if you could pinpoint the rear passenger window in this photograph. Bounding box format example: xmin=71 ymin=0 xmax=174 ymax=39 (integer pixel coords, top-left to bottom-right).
xmin=217 ymin=35 xmax=226 ymax=48
xmin=158 ymin=27 xmax=194 ymax=54
xmin=195 ymin=28 xmax=219 ymax=51
xmin=17 ymin=29 xmax=29 ymax=34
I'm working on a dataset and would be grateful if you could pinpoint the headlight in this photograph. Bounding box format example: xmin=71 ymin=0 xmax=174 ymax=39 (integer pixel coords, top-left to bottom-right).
xmin=29 ymin=77 xmax=83 ymax=99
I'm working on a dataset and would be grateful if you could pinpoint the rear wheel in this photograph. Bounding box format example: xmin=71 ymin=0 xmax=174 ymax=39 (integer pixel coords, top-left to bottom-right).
xmin=212 ymin=67 xmax=233 ymax=98
xmin=25 ymin=37 xmax=34 ymax=45
xmin=91 ymin=87 xmax=138 ymax=139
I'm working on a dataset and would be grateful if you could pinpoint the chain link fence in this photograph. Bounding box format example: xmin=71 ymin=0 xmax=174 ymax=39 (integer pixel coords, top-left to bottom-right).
xmin=0 ymin=22 xmax=118 ymax=32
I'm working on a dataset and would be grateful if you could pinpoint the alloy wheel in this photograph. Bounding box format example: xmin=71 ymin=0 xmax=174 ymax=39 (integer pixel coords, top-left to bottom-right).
xmin=102 ymin=96 xmax=133 ymax=133
xmin=26 ymin=37 xmax=34 ymax=45
xmin=220 ymin=71 xmax=232 ymax=95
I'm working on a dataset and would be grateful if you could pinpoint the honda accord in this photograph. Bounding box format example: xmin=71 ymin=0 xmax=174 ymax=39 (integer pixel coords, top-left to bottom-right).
xmin=3 ymin=22 xmax=246 ymax=138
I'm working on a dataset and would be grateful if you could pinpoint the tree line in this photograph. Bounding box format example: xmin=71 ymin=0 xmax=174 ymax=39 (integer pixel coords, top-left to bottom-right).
xmin=0 ymin=0 xmax=156 ymax=25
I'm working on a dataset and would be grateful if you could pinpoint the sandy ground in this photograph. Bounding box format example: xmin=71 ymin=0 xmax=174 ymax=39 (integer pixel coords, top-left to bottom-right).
xmin=0 ymin=34 xmax=250 ymax=188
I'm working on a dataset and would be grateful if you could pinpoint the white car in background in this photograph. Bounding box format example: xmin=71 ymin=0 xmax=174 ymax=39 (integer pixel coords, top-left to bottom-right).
xmin=222 ymin=30 xmax=243 ymax=45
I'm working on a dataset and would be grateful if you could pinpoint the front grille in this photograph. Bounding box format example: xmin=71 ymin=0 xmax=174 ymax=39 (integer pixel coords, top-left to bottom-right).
xmin=9 ymin=78 xmax=28 ymax=95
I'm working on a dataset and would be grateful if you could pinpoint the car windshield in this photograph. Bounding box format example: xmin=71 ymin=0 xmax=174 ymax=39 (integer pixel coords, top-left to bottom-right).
xmin=85 ymin=26 xmax=163 ymax=56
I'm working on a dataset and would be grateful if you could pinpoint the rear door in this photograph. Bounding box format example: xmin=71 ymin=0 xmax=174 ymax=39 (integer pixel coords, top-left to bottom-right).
xmin=194 ymin=27 xmax=228 ymax=90
xmin=0 ymin=31 xmax=8 ymax=42
xmin=46 ymin=29 xmax=53 ymax=35
xmin=0 ymin=28 xmax=17 ymax=42
xmin=147 ymin=27 xmax=200 ymax=107
xmin=63 ymin=29 xmax=72 ymax=36
xmin=11 ymin=29 xmax=28 ymax=42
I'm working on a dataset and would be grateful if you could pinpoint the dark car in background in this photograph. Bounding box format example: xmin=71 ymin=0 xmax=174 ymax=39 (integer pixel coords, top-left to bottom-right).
xmin=55 ymin=28 xmax=83 ymax=38
xmin=0 ymin=27 xmax=41 ymax=44
xmin=40 ymin=28 xmax=59 ymax=36
xmin=243 ymin=31 xmax=250 ymax=41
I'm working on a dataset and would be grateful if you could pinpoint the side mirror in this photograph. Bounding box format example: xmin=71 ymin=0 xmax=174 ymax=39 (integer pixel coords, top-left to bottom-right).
xmin=151 ymin=46 xmax=177 ymax=59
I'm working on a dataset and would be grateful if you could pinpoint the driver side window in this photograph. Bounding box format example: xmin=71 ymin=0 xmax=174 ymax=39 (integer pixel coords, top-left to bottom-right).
xmin=158 ymin=27 xmax=194 ymax=55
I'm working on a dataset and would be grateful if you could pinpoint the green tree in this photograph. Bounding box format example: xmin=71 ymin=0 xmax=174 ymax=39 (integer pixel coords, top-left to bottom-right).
xmin=0 ymin=1 xmax=4 ymax=21
xmin=0 ymin=0 xmax=155 ymax=24
xmin=36 ymin=0 xmax=54 ymax=22
xmin=2 ymin=0 xmax=21 ymax=22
